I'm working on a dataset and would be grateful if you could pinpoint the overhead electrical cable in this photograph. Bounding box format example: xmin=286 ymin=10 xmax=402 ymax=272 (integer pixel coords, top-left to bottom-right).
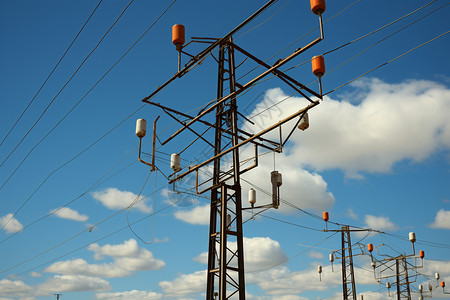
xmin=0 ymin=0 xmax=179 ymax=230
xmin=238 ymin=7 xmax=448 ymax=127
xmin=241 ymin=179 xmax=450 ymax=250
xmin=0 ymin=146 xmax=176 ymax=243
xmin=233 ymin=0 xmax=444 ymax=99
xmin=7 ymin=202 xmax=176 ymax=279
xmin=0 ymin=0 xmax=103 ymax=149
xmin=324 ymin=31 xmax=450 ymax=96
xmin=234 ymin=0 xmax=363 ymax=84
xmin=0 ymin=178 xmax=173 ymax=276
xmin=322 ymin=0 xmax=439 ymax=57
xmin=0 ymin=0 xmax=136 ymax=169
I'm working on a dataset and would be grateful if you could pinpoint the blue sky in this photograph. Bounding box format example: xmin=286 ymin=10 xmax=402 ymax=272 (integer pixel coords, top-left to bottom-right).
xmin=1 ymin=0 xmax=450 ymax=299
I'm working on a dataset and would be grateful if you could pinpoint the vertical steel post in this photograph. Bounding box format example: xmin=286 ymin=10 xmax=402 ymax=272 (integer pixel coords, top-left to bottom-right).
xmin=206 ymin=38 xmax=246 ymax=300
xmin=228 ymin=37 xmax=246 ymax=300
xmin=206 ymin=44 xmax=225 ymax=299
xmin=396 ymin=259 xmax=401 ymax=300
xmin=341 ymin=226 xmax=357 ymax=300
xmin=341 ymin=229 xmax=348 ymax=300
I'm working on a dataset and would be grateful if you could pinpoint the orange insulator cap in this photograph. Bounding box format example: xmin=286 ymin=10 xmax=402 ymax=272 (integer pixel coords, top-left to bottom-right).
xmin=172 ymin=24 xmax=185 ymax=46
xmin=368 ymin=243 xmax=373 ymax=253
xmin=310 ymin=0 xmax=326 ymax=15
xmin=312 ymin=55 xmax=325 ymax=77
xmin=323 ymin=212 xmax=329 ymax=222
xmin=441 ymin=281 xmax=446 ymax=288
xmin=419 ymin=250 xmax=424 ymax=259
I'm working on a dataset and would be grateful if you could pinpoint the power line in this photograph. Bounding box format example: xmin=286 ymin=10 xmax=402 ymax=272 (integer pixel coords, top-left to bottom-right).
xmin=0 ymin=173 xmax=171 ymax=276
xmin=324 ymin=31 xmax=450 ymax=95
xmin=0 ymin=0 xmax=135 ymax=169
xmin=0 ymin=0 xmax=103 ymax=149
xmin=0 ymin=0 xmax=178 ymax=231
xmin=7 ymin=201 xmax=176 ymax=279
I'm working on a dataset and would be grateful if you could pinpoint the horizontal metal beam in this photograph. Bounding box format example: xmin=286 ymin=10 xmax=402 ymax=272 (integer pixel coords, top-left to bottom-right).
xmin=141 ymin=0 xmax=279 ymax=103
xmin=148 ymin=36 xmax=323 ymax=148
xmin=168 ymin=100 xmax=319 ymax=184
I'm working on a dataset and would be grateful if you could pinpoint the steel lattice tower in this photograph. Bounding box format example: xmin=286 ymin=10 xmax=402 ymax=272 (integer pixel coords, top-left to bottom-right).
xmin=341 ymin=226 xmax=357 ymax=300
xmin=205 ymin=39 xmax=246 ymax=300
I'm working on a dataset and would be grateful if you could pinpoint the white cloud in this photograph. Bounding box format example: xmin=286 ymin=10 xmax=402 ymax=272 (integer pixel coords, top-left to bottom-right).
xmin=29 ymin=272 xmax=41 ymax=278
xmin=174 ymin=204 xmax=210 ymax=225
xmin=308 ymin=251 xmax=324 ymax=259
xmin=38 ymin=275 xmax=110 ymax=293
xmin=244 ymin=79 xmax=450 ymax=178
xmin=44 ymin=239 xmax=165 ymax=278
xmin=429 ymin=209 xmax=450 ymax=229
xmin=0 ymin=279 xmax=33 ymax=297
xmin=240 ymin=157 xmax=335 ymax=213
xmin=364 ymin=215 xmax=398 ymax=231
xmin=158 ymin=270 xmax=206 ymax=297
xmin=51 ymin=207 xmax=88 ymax=222
xmin=0 ymin=214 xmax=23 ymax=234
xmin=192 ymin=237 xmax=288 ymax=272
xmin=44 ymin=258 xmax=130 ymax=278
xmin=242 ymin=237 xmax=288 ymax=272
xmin=347 ymin=208 xmax=358 ymax=220
xmin=95 ymin=290 xmax=163 ymax=299
xmin=92 ymin=188 xmax=151 ymax=213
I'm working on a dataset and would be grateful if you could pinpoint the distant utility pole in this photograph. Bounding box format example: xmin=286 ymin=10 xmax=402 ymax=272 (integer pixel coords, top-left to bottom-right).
xmin=368 ymin=232 xmax=425 ymax=300
xmin=136 ymin=1 xmax=326 ymax=299
xmin=54 ymin=294 xmax=62 ymax=300
xmin=341 ymin=226 xmax=357 ymax=300
xmin=323 ymin=213 xmax=374 ymax=300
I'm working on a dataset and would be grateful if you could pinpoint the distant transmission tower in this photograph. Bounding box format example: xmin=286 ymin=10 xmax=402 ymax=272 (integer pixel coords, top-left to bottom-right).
xmin=136 ymin=1 xmax=327 ymax=298
xmin=323 ymin=213 xmax=373 ymax=300
xmin=368 ymin=232 xmax=425 ymax=300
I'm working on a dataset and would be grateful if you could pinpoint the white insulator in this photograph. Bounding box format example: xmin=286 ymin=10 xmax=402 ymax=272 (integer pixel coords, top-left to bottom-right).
xmin=409 ymin=232 xmax=416 ymax=243
xmin=329 ymin=253 xmax=334 ymax=263
xmin=371 ymin=261 xmax=376 ymax=268
xmin=419 ymin=284 xmax=423 ymax=292
xmin=298 ymin=112 xmax=309 ymax=131
xmin=136 ymin=119 xmax=147 ymax=138
xmin=318 ymin=265 xmax=322 ymax=273
xmin=170 ymin=153 xmax=181 ymax=172
xmin=386 ymin=282 xmax=391 ymax=289
xmin=428 ymin=283 xmax=433 ymax=291
xmin=249 ymin=188 xmax=256 ymax=205
xmin=436 ymin=273 xmax=440 ymax=280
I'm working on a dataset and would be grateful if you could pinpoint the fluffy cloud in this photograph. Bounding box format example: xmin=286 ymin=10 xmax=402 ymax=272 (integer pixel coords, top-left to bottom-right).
xmin=245 ymin=79 xmax=450 ymax=178
xmin=364 ymin=215 xmax=398 ymax=231
xmin=192 ymin=236 xmax=288 ymax=272
xmin=240 ymin=157 xmax=335 ymax=213
xmin=95 ymin=290 xmax=163 ymax=299
xmin=0 ymin=214 xmax=23 ymax=234
xmin=38 ymin=275 xmax=110 ymax=293
xmin=0 ymin=279 xmax=33 ymax=297
xmin=44 ymin=239 xmax=165 ymax=278
xmin=51 ymin=207 xmax=88 ymax=222
xmin=174 ymin=204 xmax=210 ymax=225
xmin=429 ymin=209 xmax=450 ymax=229
xmin=92 ymin=188 xmax=151 ymax=213
xmin=308 ymin=251 xmax=324 ymax=259
xmin=158 ymin=270 xmax=206 ymax=297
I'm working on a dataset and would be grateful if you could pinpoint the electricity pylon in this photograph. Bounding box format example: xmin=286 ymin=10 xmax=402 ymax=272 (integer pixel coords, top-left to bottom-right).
xmin=323 ymin=213 xmax=373 ymax=300
xmin=341 ymin=226 xmax=357 ymax=300
xmin=136 ymin=1 xmax=326 ymax=298
xmin=368 ymin=232 xmax=425 ymax=300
